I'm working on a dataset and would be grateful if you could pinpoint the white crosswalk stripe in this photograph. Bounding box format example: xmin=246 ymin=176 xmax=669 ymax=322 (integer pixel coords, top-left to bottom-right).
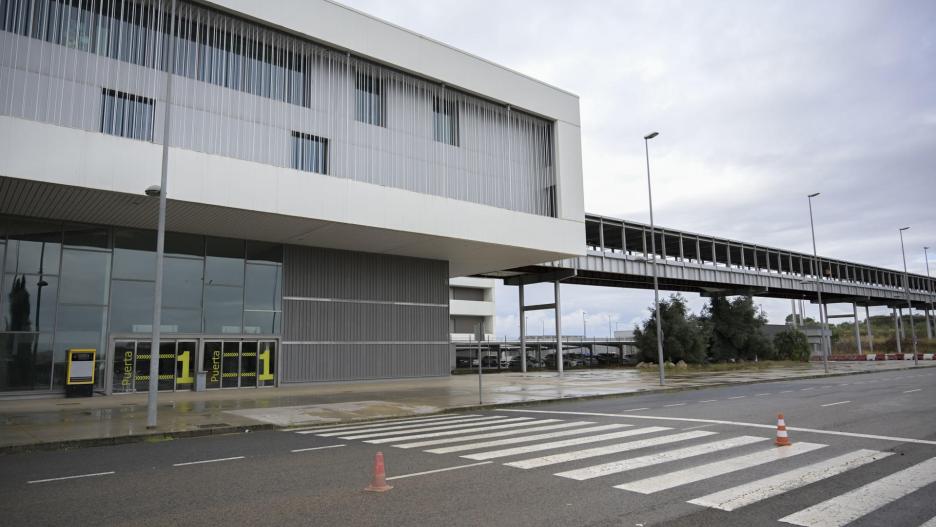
xmin=779 ymin=457 xmax=936 ymax=527
xmin=555 ymin=435 xmax=768 ymax=481
xmin=616 ymin=442 xmax=827 ymax=494
xmin=426 ymin=424 xmax=630 ymax=455
xmin=919 ymin=515 xmax=936 ymax=527
xmin=688 ymin=449 xmax=892 ymax=511
xmin=462 ymin=427 xmax=673 ymax=461
xmin=363 ymin=419 xmax=562 ymax=444
xmin=504 ymin=430 xmax=717 ymax=469
xmin=295 ymin=414 xmax=468 ymax=434
xmin=392 ymin=421 xmax=595 ymax=449
xmin=312 ymin=415 xmax=509 ymax=437
xmin=338 ymin=417 xmax=534 ymax=440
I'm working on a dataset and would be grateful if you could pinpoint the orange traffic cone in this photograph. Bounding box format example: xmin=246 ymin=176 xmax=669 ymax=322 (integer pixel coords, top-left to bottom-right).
xmin=364 ymin=451 xmax=393 ymax=492
xmin=775 ymin=413 xmax=791 ymax=446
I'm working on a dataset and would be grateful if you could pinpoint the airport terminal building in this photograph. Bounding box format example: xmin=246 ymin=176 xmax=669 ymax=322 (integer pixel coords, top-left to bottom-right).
xmin=0 ymin=0 xmax=583 ymax=394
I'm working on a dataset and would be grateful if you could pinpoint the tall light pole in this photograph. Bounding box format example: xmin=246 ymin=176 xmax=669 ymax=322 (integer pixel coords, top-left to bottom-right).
xmin=925 ymin=247 xmax=933 ymax=340
xmin=898 ymin=227 xmax=918 ymax=366
xmin=147 ymin=0 xmax=178 ymax=429
xmin=644 ymin=131 xmax=665 ymax=385
xmin=807 ymin=193 xmax=830 ymax=374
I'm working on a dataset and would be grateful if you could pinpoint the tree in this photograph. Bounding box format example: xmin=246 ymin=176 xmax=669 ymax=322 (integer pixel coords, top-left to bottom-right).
xmin=702 ymin=296 xmax=774 ymax=361
xmin=633 ymin=294 xmax=706 ymax=364
xmin=773 ymin=328 xmax=811 ymax=361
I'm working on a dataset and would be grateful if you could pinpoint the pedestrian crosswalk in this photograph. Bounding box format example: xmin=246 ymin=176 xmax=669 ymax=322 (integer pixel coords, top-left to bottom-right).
xmin=294 ymin=413 xmax=936 ymax=526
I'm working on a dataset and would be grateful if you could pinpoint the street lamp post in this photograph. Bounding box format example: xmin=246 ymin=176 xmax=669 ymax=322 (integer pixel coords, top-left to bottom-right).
xmin=898 ymin=227 xmax=918 ymax=366
xmin=807 ymin=193 xmax=830 ymax=374
xmin=644 ymin=131 xmax=665 ymax=385
xmin=925 ymin=247 xmax=933 ymax=340
xmin=147 ymin=0 xmax=177 ymax=429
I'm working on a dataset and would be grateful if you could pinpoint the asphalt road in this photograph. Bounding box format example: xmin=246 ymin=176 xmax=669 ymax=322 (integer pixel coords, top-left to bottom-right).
xmin=1 ymin=367 xmax=935 ymax=527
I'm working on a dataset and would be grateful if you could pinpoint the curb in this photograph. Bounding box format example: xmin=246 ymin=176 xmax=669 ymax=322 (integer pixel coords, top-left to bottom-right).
xmin=4 ymin=363 xmax=933 ymax=453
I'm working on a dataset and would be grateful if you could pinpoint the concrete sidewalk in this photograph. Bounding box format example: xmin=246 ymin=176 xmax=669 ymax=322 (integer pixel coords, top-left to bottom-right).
xmin=1 ymin=361 xmax=932 ymax=451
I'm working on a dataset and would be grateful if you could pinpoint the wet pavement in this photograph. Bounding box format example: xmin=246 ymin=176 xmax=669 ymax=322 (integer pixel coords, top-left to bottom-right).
xmin=1 ymin=360 xmax=933 ymax=450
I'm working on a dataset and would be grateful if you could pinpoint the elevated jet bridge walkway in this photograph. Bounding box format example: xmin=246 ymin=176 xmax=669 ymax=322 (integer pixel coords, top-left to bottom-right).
xmin=479 ymin=214 xmax=935 ymax=370
xmin=487 ymin=213 xmax=936 ymax=308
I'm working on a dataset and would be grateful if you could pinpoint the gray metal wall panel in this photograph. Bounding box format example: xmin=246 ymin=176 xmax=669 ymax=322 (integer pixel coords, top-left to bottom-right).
xmin=281 ymin=343 xmax=450 ymax=382
xmin=282 ymin=245 xmax=449 ymax=382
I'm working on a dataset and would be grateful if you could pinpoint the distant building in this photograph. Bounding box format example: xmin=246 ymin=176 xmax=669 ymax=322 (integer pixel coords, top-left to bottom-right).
xmin=449 ymin=278 xmax=496 ymax=341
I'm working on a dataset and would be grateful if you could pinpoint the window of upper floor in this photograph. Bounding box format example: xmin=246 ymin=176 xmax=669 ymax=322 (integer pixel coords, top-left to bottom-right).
xmin=291 ymin=132 xmax=328 ymax=175
xmin=354 ymin=72 xmax=385 ymax=127
xmin=433 ymin=96 xmax=459 ymax=147
xmin=100 ymin=89 xmax=155 ymax=142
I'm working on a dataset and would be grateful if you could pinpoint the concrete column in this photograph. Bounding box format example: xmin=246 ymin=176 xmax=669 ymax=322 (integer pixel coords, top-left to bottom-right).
xmin=894 ymin=307 xmax=902 ymax=355
xmin=925 ymin=307 xmax=933 ymax=340
xmin=555 ymin=281 xmax=563 ymax=375
xmin=865 ymin=305 xmax=874 ymax=355
xmin=898 ymin=307 xmax=906 ymax=340
xmin=519 ymin=284 xmax=527 ymax=373
xmin=791 ymin=300 xmax=798 ymax=329
xmin=853 ymin=303 xmax=862 ymax=354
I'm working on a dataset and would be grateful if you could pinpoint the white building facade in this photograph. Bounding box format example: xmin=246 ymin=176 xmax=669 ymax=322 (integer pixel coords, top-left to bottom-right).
xmin=0 ymin=0 xmax=583 ymax=393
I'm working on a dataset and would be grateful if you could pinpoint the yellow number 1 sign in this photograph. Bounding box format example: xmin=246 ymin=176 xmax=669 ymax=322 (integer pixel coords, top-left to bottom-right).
xmin=259 ymin=347 xmax=274 ymax=382
xmin=176 ymin=350 xmax=194 ymax=385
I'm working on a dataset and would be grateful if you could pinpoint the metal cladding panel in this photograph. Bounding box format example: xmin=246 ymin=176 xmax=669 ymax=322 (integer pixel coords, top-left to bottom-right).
xmin=283 ymin=245 xmax=448 ymax=304
xmin=282 ymin=245 xmax=450 ymax=382
xmin=281 ymin=344 xmax=450 ymax=382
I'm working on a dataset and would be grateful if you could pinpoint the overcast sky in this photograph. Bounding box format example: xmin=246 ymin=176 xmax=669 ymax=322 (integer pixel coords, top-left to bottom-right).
xmin=341 ymin=0 xmax=936 ymax=337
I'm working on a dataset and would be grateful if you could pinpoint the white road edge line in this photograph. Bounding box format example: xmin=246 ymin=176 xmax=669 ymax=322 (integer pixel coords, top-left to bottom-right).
xmin=173 ymin=456 xmax=245 ymax=467
xmin=903 ymin=389 xmax=922 ymax=394
xmin=28 ymin=471 xmax=115 ymax=484
xmin=384 ymin=461 xmax=491 ymax=481
xmin=820 ymin=401 xmax=851 ymax=407
xmin=495 ymin=409 xmax=936 ymax=445
xmin=291 ymin=445 xmax=346 ymax=453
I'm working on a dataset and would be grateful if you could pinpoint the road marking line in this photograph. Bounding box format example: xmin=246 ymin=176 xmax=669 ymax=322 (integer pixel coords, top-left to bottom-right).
xmin=920 ymin=515 xmax=936 ymax=527
xmin=312 ymin=416 xmax=508 ymax=437
xmin=392 ymin=421 xmax=594 ymax=449
xmin=617 ymin=442 xmax=827 ymax=494
xmin=688 ymin=449 xmax=892 ymax=511
xmin=425 ymin=424 xmax=629 ymax=455
xmin=173 ymin=456 xmax=245 ymax=467
xmin=780 ymin=390 xmax=794 ymax=394
xmin=664 ymin=403 xmax=686 ymax=407
xmin=727 ymin=396 xmax=746 ymax=400
xmin=698 ymin=399 xmax=718 ymax=403
xmin=820 ymin=401 xmax=851 ymax=407
xmin=362 ymin=419 xmax=559 ymax=444
xmin=496 ymin=409 xmax=936 ymax=445
xmin=903 ymin=389 xmax=922 ymax=394
xmin=801 ymin=387 xmax=815 ymax=391
xmin=623 ymin=408 xmax=649 ymax=412
xmin=755 ymin=393 xmax=771 ymax=396
xmin=384 ymin=461 xmax=491 ymax=481
xmin=505 ymin=430 xmax=713 ymax=469
xmin=779 ymin=457 xmax=936 ymax=527
xmin=682 ymin=424 xmax=717 ymax=431
xmin=555 ymin=436 xmax=768 ymax=481
xmin=462 ymin=427 xmax=667 ymax=461
xmin=336 ymin=417 xmax=528 ymax=439
xmin=838 ymin=383 xmax=849 ymax=386
xmin=28 ymin=471 xmax=115 ymax=484
xmin=291 ymin=445 xmax=346 ymax=453
xmin=291 ymin=414 xmax=467 ymax=433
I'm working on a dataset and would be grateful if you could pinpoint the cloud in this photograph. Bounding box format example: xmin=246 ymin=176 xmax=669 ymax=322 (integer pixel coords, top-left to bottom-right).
xmin=340 ymin=0 xmax=936 ymax=337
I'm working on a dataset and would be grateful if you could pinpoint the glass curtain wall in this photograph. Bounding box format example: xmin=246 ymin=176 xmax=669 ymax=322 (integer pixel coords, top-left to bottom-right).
xmin=0 ymin=216 xmax=282 ymax=393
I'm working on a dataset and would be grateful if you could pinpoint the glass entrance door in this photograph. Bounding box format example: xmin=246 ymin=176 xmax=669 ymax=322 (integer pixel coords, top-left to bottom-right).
xmin=111 ymin=339 xmax=195 ymax=393
xmin=201 ymin=339 xmax=275 ymax=389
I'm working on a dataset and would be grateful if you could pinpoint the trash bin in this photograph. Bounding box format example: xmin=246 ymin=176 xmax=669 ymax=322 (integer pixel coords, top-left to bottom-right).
xmin=195 ymin=371 xmax=207 ymax=392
